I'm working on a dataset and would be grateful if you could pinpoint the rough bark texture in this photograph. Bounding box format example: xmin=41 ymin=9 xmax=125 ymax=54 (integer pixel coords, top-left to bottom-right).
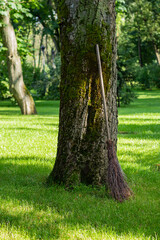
xmin=0 ymin=12 xmax=37 ymax=115
xmin=48 ymin=0 xmax=118 ymax=187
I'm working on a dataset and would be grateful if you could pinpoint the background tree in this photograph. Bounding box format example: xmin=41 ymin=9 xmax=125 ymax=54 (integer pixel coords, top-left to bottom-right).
xmin=0 ymin=0 xmax=60 ymax=102
xmin=116 ymin=0 xmax=137 ymax=106
xmin=0 ymin=1 xmax=37 ymax=114
xmin=30 ymin=0 xmax=60 ymax=53
xmin=117 ymin=0 xmax=160 ymax=91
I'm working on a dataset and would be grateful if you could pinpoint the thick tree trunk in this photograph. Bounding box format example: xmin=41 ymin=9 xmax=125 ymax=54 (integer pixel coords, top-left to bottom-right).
xmin=48 ymin=0 xmax=117 ymax=187
xmin=0 ymin=12 xmax=37 ymax=115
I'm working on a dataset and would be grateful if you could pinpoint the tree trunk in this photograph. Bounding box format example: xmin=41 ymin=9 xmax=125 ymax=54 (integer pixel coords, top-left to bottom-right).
xmin=48 ymin=0 xmax=118 ymax=187
xmin=32 ymin=23 xmax=37 ymax=70
xmin=154 ymin=44 xmax=160 ymax=65
xmin=0 ymin=12 xmax=37 ymax=115
xmin=38 ymin=29 xmax=44 ymax=69
xmin=46 ymin=34 xmax=50 ymax=65
xmin=138 ymin=35 xmax=143 ymax=67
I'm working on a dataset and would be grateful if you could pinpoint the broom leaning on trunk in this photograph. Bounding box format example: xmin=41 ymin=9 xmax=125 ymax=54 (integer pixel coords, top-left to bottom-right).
xmin=96 ymin=44 xmax=132 ymax=202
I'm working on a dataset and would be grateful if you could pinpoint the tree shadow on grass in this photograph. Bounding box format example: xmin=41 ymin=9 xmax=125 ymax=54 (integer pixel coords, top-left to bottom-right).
xmin=3 ymin=127 xmax=58 ymax=133
xmin=0 ymin=156 xmax=159 ymax=239
xmin=0 ymin=109 xmax=21 ymax=115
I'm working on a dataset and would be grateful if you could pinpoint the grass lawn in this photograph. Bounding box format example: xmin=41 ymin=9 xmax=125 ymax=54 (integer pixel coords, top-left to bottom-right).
xmin=0 ymin=90 xmax=159 ymax=240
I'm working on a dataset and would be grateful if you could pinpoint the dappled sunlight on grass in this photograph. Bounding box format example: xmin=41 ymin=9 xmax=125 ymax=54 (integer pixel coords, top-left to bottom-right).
xmin=0 ymin=91 xmax=160 ymax=239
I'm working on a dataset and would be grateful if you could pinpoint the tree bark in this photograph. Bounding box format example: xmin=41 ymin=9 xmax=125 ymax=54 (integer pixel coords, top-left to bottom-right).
xmin=48 ymin=0 xmax=118 ymax=187
xmin=0 ymin=12 xmax=37 ymax=115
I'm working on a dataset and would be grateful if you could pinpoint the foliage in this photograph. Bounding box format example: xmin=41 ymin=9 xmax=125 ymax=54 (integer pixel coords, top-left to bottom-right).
xmin=29 ymin=0 xmax=59 ymax=52
xmin=0 ymin=79 xmax=11 ymax=100
xmin=0 ymin=0 xmax=33 ymax=21
xmin=0 ymin=91 xmax=160 ymax=239
xmin=1 ymin=0 xmax=160 ymax=104
xmin=47 ymin=54 xmax=61 ymax=100
xmin=116 ymin=0 xmax=127 ymax=14
xmin=134 ymin=63 xmax=160 ymax=89
xmin=117 ymin=0 xmax=160 ymax=97
xmin=126 ymin=0 xmax=160 ymax=44
xmin=117 ymin=52 xmax=137 ymax=106
xmin=22 ymin=54 xmax=61 ymax=100
xmin=0 ymin=0 xmax=60 ymax=101
xmin=0 ymin=41 xmax=11 ymax=99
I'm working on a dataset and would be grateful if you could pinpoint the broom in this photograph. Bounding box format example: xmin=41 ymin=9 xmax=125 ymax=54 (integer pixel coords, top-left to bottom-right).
xmin=96 ymin=44 xmax=132 ymax=202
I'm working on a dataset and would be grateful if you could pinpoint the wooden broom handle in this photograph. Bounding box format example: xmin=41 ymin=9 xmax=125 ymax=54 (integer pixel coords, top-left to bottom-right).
xmin=96 ymin=44 xmax=111 ymax=140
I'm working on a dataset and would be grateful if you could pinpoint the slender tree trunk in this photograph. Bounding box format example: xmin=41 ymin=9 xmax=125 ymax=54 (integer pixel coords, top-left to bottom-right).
xmin=154 ymin=44 xmax=160 ymax=65
xmin=38 ymin=29 xmax=44 ymax=70
xmin=138 ymin=35 xmax=143 ymax=67
xmin=32 ymin=23 xmax=37 ymax=70
xmin=48 ymin=0 xmax=118 ymax=187
xmin=51 ymin=48 xmax=56 ymax=69
xmin=42 ymin=47 xmax=46 ymax=72
xmin=46 ymin=35 xmax=50 ymax=65
xmin=0 ymin=12 xmax=37 ymax=115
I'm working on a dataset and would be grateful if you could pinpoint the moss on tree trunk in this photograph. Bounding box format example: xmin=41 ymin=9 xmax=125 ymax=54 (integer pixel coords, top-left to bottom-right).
xmin=48 ymin=0 xmax=117 ymax=187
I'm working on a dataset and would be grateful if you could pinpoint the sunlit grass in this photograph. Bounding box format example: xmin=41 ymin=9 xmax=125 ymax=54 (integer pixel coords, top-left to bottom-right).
xmin=0 ymin=91 xmax=160 ymax=239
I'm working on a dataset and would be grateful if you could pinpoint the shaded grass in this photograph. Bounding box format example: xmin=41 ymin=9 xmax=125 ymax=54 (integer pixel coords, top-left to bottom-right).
xmin=0 ymin=90 xmax=160 ymax=239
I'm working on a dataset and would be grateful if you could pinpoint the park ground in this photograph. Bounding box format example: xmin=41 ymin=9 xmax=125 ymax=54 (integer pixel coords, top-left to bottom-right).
xmin=0 ymin=90 xmax=160 ymax=240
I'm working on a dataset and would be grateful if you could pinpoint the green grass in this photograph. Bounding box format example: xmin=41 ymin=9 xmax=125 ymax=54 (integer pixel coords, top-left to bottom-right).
xmin=0 ymin=90 xmax=160 ymax=240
